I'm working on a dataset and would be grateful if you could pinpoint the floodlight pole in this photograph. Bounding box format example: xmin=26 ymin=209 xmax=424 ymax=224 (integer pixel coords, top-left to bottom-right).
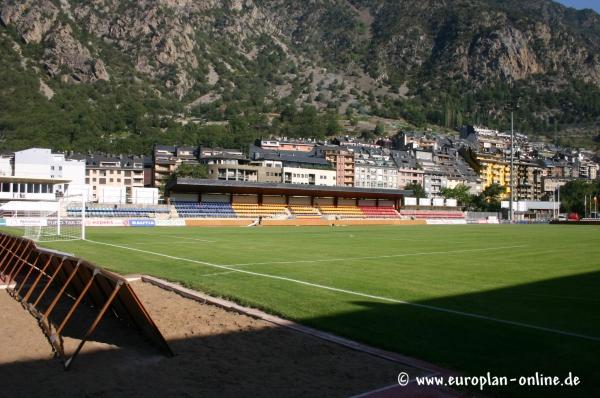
xmin=557 ymin=185 xmax=560 ymax=217
xmin=81 ymin=194 xmax=86 ymax=240
xmin=556 ymin=188 xmax=559 ymax=219
xmin=552 ymin=188 xmax=556 ymax=220
xmin=57 ymin=196 xmax=62 ymax=236
xmin=509 ymin=110 xmax=515 ymax=223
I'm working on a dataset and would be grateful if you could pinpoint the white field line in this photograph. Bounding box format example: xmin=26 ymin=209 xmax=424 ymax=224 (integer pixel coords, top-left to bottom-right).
xmin=200 ymin=270 xmax=236 ymax=277
xmin=349 ymin=383 xmax=404 ymax=398
xmin=136 ymin=232 xmax=216 ymax=243
xmin=84 ymin=239 xmax=600 ymax=342
xmin=226 ymin=245 xmax=528 ymax=267
xmin=171 ymin=235 xmax=216 ymax=243
xmin=128 ymin=241 xmax=212 ymax=246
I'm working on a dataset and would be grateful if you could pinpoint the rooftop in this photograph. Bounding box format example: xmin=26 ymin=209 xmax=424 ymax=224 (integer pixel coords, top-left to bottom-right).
xmin=167 ymin=178 xmax=411 ymax=200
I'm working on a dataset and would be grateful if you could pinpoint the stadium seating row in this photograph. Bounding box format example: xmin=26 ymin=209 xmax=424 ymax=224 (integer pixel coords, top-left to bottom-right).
xmin=400 ymin=210 xmax=465 ymax=219
xmin=69 ymin=202 xmax=405 ymax=220
xmin=289 ymin=205 xmax=322 ymax=218
xmin=173 ymin=202 xmax=290 ymax=219
xmin=172 ymin=202 xmax=403 ymax=219
xmin=360 ymin=206 xmax=399 ymax=218
xmin=318 ymin=205 xmax=364 ymax=218
xmin=231 ymin=204 xmax=288 ymax=218
xmin=319 ymin=205 xmax=400 ymax=219
xmin=173 ymin=201 xmax=237 ymax=218
xmin=68 ymin=207 xmax=169 ymax=218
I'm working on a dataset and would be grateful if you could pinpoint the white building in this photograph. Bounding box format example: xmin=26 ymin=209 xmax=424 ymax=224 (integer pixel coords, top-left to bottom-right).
xmin=14 ymin=148 xmax=85 ymax=184
xmin=354 ymin=164 xmax=398 ymax=189
xmin=423 ymin=174 xmax=448 ymax=198
xmin=86 ymin=154 xmax=145 ymax=202
xmin=282 ymin=167 xmax=337 ymax=186
xmin=0 ymin=148 xmax=88 ymax=202
xmin=352 ymin=149 xmax=398 ymax=189
xmin=0 ymin=155 xmax=13 ymax=176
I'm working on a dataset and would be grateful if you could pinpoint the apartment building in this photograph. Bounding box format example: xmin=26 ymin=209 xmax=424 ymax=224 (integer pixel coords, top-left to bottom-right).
xmin=317 ymin=145 xmax=355 ymax=186
xmin=352 ymin=147 xmax=398 ymax=189
xmin=423 ymin=173 xmax=448 ymax=198
xmin=256 ymin=139 xmax=316 ymax=152
xmin=250 ymin=145 xmax=337 ymax=186
xmin=152 ymin=145 xmax=198 ymax=187
xmin=85 ymin=155 xmax=145 ymax=202
xmin=0 ymin=148 xmax=87 ymax=202
xmin=390 ymin=150 xmax=424 ymax=189
xmin=476 ymin=154 xmax=512 ymax=199
xmin=515 ymin=161 xmax=544 ymax=201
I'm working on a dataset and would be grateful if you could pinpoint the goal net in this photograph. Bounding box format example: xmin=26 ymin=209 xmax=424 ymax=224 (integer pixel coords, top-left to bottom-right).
xmin=0 ymin=195 xmax=85 ymax=242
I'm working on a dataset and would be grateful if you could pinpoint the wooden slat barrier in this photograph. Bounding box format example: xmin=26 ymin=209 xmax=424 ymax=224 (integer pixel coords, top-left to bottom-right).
xmin=0 ymin=233 xmax=173 ymax=369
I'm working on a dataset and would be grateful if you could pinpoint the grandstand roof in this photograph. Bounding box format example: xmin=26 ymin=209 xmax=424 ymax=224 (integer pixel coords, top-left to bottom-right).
xmin=0 ymin=176 xmax=71 ymax=183
xmin=167 ymin=178 xmax=411 ymax=200
xmin=249 ymin=145 xmax=331 ymax=167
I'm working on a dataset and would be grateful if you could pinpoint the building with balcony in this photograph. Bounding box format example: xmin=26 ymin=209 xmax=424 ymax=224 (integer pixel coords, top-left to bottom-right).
xmin=397 ymin=168 xmax=425 ymax=189
xmin=459 ymin=125 xmax=528 ymax=156
xmin=423 ymin=173 xmax=448 ymax=198
xmin=317 ymin=145 xmax=355 ymax=187
xmin=206 ymin=164 xmax=282 ymax=184
xmin=515 ymin=161 xmax=544 ymax=201
xmin=256 ymin=139 xmax=316 ymax=152
xmin=393 ymin=132 xmax=439 ymax=151
xmin=152 ymin=145 xmax=198 ymax=188
xmin=85 ymin=154 xmax=145 ymax=202
xmin=390 ymin=150 xmax=424 ymax=189
xmin=542 ymin=177 xmax=569 ymax=197
xmin=474 ymin=154 xmax=512 ymax=199
xmin=249 ymin=144 xmax=337 ymax=186
xmin=352 ymin=147 xmax=398 ymax=189
xmin=0 ymin=148 xmax=87 ymax=202
xmin=282 ymin=167 xmax=336 ymax=185
xmin=0 ymin=176 xmax=71 ymax=202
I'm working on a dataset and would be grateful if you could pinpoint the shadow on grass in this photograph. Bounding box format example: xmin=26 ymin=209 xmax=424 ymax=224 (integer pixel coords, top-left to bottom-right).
xmin=1 ymin=270 xmax=599 ymax=398
xmin=300 ymin=270 xmax=600 ymax=397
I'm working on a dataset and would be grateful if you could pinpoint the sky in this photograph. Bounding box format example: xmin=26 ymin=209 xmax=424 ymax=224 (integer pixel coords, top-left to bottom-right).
xmin=556 ymin=0 xmax=600 ymax=13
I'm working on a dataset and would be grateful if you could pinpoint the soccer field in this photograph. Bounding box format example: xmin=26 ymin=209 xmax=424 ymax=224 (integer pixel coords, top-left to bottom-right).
xmin=16 ymin=224 xmax=600 ymax=395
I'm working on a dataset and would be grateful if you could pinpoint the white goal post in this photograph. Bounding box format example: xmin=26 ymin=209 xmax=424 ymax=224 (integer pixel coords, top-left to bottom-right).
xmin=0 ymin=195 xmax=86 ymax=242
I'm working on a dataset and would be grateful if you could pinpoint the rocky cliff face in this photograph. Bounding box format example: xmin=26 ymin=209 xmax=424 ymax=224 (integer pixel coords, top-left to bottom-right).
xmin=1 ymin=0 xmax=109 ymax=83
xmin=2 ymin=0 xmax=599 ymax=96
xmin=357 ymin=0 xmax=600 ymax=87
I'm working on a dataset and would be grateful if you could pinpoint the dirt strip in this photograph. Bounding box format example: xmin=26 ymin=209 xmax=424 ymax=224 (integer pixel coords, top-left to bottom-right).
xmin=1 ymin=281 xmax=432 ymax=397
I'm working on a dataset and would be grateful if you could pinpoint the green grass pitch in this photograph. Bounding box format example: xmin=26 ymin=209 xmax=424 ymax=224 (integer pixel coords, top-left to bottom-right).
xmin=8 ymin=224 xmax=600 ymax=396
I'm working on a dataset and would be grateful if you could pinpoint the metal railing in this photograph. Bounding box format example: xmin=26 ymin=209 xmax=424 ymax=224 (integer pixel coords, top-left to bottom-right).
xmin=0 ymin=233 xmax=172 ymax=369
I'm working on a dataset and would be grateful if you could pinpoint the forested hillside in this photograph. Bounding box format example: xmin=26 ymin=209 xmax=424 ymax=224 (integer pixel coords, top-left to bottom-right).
xmin=1 ymin=0 xmax=599 ymax=153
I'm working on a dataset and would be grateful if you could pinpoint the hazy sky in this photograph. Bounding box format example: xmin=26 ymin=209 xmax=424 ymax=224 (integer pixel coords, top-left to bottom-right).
xmin=556 ymin=0 xmax=600 ymax=13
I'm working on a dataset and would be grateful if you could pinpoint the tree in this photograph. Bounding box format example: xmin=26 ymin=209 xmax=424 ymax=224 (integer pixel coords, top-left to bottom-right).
xmin=558 ymin=179 xmax=600 ymax=215
xmin=359 ymin=129 xmax=375 ymax=141
xmin=323 ymin=111 xmax=342 ymax=136
xmin=164 ymin=163 xmax=209 ymax=193
xmin=440 ymin=184 xmax=473 ymax=208
xmin=475 ymin=183 xmax=505 ymax=211
xmin=404 ymin=182 xmax=426 ymax=199
xmin=374 ymin=121 xmax=385 ymax=136
xmin=482 ymin=183 xmax=505 ymax=203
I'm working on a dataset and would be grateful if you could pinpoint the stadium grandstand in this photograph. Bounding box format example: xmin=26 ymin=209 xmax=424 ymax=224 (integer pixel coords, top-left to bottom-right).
xmin=1 ymin=178 xmax=471 ymax=229
xmin=68 ymin=204 xmax=171 ymax=218
xmin=399 ymin=209 xmax=465 ymax=220
xmin=165 ymin=178 xmax=410 ymax=221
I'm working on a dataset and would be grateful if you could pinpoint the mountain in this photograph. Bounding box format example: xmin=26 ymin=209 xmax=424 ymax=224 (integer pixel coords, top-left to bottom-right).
xmin=1 ymin=0 xmax=599 ymax=153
